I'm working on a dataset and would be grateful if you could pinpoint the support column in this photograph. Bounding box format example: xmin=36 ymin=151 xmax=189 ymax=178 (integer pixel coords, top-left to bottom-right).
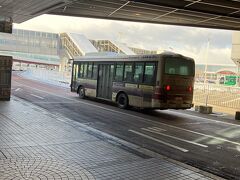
xmin=0 ymin=56 xmax=13 ymax=101
xmin=0 ymin=17 xmax=13 ymax=101
xmin=0 ymin=17 xmax=13 ymax=33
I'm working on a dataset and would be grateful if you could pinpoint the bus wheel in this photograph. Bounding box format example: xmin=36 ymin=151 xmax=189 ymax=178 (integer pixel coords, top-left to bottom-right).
xmin=78 ymin=86 xmax=85 ymax=99
xmin=117 ymin=93 xmax=129 ymax=109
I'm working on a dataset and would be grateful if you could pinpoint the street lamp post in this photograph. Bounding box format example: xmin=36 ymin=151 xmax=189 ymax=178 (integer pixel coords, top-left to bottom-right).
xmin=204 ymin=38 xmax=210 ymax=106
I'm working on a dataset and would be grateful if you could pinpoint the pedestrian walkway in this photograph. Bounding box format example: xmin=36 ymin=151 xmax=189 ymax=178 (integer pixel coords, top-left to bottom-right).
xmin=0 ymin=97 xmax=224 ymax=180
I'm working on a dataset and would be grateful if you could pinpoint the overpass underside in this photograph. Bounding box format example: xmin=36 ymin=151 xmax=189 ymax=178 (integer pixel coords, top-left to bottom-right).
xmin=1 ymin=0 xmax=240 ymax=31
xmin=49 ymin=0 xmax=240 ymax=31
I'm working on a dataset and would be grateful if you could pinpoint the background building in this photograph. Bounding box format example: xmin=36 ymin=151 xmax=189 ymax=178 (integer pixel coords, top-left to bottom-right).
xmin=0 ymin=29 xmax=60 ymax=70
xmin=0 ymin=28 xmax=239 ymax=86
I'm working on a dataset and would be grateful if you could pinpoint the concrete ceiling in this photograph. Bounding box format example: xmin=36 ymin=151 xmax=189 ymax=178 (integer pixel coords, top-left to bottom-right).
xmin=0 ymin=0 xmax=70 ymax=23
xmin=1 ymin=0 xmax=240 ymax=30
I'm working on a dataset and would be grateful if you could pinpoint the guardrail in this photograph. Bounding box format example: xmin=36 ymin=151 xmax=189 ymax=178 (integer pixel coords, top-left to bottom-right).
xmin=193 ymin=83 xmax=240 ymax=110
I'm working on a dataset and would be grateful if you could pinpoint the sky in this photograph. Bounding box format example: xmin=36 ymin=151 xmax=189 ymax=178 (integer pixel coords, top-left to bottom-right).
xmin=14 ymin=14 xmax=235 ymax=65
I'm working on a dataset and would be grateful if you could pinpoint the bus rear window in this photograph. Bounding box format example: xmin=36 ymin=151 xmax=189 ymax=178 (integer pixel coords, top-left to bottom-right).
xmin=164 ymin=58 xmax=194 ymax=76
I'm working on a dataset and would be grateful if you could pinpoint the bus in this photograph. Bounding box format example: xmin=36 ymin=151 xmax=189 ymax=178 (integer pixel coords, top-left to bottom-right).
xmin=71 ymin=52 xmax=195 ymax=110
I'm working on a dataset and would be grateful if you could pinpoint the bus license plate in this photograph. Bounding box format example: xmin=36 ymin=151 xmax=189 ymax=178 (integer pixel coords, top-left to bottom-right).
xmin=175 ymin=97 xmax=182 ymax=101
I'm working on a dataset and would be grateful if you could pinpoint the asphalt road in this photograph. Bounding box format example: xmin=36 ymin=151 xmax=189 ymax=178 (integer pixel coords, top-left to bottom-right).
xmin=12 ymin=74 xmax=240 ymax=179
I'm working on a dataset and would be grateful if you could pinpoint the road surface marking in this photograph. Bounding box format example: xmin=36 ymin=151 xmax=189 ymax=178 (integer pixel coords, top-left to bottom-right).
xmin=147 ymin=126 xmax=166 ymax=132
xmin=165 ymin=110 xmax=240 ymax=128
xmin=184 ymin=122 xmax=213 ymax=125
xmin=30 ymin=94 xmax=44 ymax=100
xmin=13 ymin=81 xmax=240 ymax=146
xmin=15 ymin=88 xmax=21 ymax=92
xmin=142 ymin=128 xmax=208 ymax=148
xmin=35 ymin=102 xmax=76 ymax=104
xmin=129 ymin=129 xmax=189 ymax=152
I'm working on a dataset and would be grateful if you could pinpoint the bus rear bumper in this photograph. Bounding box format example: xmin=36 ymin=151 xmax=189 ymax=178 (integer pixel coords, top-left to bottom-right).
xmin=152 ymin=101 xmax=193 ymax=110
xmin=172 ymin=104 xmax=193 ymax=109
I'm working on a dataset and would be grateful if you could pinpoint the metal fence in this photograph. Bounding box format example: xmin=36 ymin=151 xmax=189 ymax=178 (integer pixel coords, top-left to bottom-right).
xmin=194 ymin=83 xmax=240 ymax=110
xmin=23 ymin=70 xmax=240 ymax=110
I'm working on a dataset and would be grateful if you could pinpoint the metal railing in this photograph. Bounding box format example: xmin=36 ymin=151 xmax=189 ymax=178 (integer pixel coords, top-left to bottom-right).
xmin=193 ymin=83 xmax=240 ymax=110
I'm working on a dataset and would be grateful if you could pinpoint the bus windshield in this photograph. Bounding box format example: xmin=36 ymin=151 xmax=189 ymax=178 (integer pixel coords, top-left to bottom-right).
xmin=164 ymin=57 xmax=194 ymax=76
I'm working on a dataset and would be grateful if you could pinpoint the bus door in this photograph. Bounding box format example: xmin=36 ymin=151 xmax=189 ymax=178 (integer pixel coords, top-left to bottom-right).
xmin=71 ymin=63 xmax=78 ymax=92
xmin=97 ymin=64 xmax=114 ymax=99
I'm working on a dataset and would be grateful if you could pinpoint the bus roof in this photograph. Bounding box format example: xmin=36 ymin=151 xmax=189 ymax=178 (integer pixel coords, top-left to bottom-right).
xmin=73 ymin=51 xmax=194 ymax=62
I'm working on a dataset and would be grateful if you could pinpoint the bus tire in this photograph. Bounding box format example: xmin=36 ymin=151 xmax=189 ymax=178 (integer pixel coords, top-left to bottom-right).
xmin=117 ymin=93 xmax=129 ymax=109
xmin=78 ymin=86 xmax=85 ymax=99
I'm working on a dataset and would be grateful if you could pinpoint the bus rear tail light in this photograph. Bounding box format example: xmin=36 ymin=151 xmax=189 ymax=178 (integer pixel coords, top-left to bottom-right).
xmin=165 ymin=85 xmax=171 ymax=91
xmin=188 ymin=86 xmax=193 ymax=92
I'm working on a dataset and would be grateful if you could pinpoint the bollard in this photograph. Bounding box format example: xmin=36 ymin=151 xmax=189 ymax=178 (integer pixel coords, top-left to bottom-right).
xmin=199 ymin=105 xmax=213 ymax=114
xmin=195 ymin=105 xmax=200 ymax=112
xmin=235 ymin=111 xmax=240 ymax=120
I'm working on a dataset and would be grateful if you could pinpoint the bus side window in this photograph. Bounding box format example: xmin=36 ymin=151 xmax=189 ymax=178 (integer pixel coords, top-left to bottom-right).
xmin=144 ymin=62 xmax=155 ymax=84
xmin=83 ymin=63 xmax=88 ymax=78
xmin=74 ymin=64 xmax=79 ymax=80
xmin=133 ymin=62 xmax=144 ymax=83
xmin=92 ymin=63 xmax=98 ymax=80
xmin=124 ymin=63 xmax=133 ymax=82
xmin=115 ymin=63 xmax=124 ymax=81
xmin=87 ymin=62 xmax=93 ymax=78
xmin=79 ymin=63 xmax=84 ymax=78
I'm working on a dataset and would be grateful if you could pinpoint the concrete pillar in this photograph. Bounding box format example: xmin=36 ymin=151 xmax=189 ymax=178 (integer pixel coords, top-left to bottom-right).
xmin=195 ymin=105 xmax=200 ymax=112
xmin=0 ymin=56 xmax=13 ymax=101
xmin=199 ymin=105 xmax=213 ymax=114
xmin=231 ymin=32 xmax=240 ymax=86
xmin=0 ymin=18 xmax=13 ymax=33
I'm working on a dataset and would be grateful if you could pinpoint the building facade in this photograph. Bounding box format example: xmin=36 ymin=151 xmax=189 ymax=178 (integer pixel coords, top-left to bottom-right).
xmin=0 ymin=29 xmax=60 ymax=70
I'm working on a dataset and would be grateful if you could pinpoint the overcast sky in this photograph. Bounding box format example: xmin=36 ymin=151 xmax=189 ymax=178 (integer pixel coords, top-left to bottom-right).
xmin=14 ymin=14 xmax=235 ymax=65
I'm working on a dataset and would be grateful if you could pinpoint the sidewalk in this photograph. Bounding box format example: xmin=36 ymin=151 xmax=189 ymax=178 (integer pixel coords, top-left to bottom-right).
xmin=0 ymin=97 xmax=224 ymax=180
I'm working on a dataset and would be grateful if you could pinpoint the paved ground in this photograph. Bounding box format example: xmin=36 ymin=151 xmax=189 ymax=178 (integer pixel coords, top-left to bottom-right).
xmin=0 ymin=96 xmax=223 ymax=180
xmin=11 ymin=73 xmax=240 ymax=179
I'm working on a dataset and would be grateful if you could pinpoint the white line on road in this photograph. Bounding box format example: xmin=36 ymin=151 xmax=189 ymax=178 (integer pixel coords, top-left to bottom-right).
xmin=165 ymin=110 xmax=240 ymax=128
xmin=15 ymin=88 xmax=21 ymax=92
xmin=13 ymin=81 xmax=240 ymax=146
xmin=147 ymin=126 xmax=166 ymax=132
xmin=30 ymin=94 xmax=44 ymax=100
xmin=142 ymin=128 xmax=208 ymax=148
xmin=129 ymin=129 xmax=189 ymax=152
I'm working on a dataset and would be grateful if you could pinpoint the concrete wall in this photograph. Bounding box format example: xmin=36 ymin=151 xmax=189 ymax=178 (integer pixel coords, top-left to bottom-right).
xmin=232 ymin=31 xmax=240 ymax=67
